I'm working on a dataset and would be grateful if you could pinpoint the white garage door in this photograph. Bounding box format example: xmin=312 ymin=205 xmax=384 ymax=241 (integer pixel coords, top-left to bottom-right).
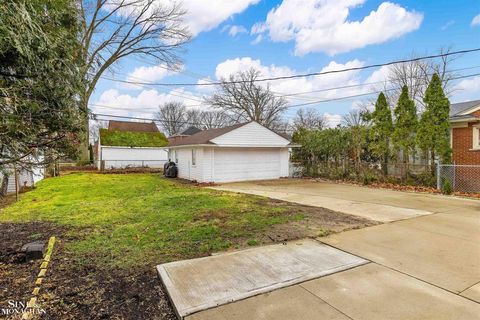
xmin=213 ymin=148 xmax=282 ymax=183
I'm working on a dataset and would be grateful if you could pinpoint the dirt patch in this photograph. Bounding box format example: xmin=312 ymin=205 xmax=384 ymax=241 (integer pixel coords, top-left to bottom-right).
xmin=41 ymin=261 xmax=176 ymax=320
xmin=0 ymin=222 xmax=66 ymax=310
xmin=251 ymin=198 xmax=376 ymax=245
xmin=0 ymin=222 xmax=176 ymax=320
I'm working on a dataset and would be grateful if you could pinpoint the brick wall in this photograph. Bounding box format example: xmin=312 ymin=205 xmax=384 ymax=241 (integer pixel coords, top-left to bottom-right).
xmin=452 ymin=121 xmax=480 ymax=165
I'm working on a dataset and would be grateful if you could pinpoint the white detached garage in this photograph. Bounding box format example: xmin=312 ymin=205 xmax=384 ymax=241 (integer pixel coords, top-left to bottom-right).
xmin=166 ymin=121 xmax=296 ymax=183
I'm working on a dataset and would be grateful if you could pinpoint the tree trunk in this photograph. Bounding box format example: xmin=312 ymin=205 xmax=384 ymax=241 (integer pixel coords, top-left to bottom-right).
xmin=78 ymin=95 xmax=90 ymax=162
xmin=431 ymin=149 xmax=436 ymax=176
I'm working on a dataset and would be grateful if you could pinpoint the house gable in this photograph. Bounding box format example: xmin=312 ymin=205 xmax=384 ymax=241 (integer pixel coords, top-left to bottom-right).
xmin=210 ymin=122 xmax=290 ymax=147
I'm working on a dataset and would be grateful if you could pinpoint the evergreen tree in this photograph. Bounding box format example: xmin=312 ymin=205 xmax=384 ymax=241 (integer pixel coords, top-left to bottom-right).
xmin=416 ymin=74 xmax=451 ymax=169
xmin=369 ymin=92 xmax=393 ymax=173
xmin=1 ymin=0 xmax=84 ymax=169
xmin=392 ymin=85 xmax=417 ymax=176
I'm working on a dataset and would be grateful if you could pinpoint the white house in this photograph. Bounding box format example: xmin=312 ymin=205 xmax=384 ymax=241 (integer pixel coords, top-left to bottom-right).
xmin=96 ymin=120 xmax=169 ymax=169
xmin=166 ymin=121 xmax=296 ymax=183
xmin=1 ymin=162 xmax=44 ymax=195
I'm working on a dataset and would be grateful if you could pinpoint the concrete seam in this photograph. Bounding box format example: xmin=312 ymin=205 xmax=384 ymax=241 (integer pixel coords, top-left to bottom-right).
xmin=299 ymin=285 xmax=355 ymax=320
xmin=371 ymin=261 xmax=480 ymax=305
xmin=459 ymin=280 xmax=480 ymax=295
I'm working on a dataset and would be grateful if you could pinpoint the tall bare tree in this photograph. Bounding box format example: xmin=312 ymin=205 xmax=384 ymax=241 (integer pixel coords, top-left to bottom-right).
xmin=293 ymin=108 xmax=327 ymax=130
xmin=386 ymin=47 xmax=459 ymax=111
xmin=156 ymin=102 xmax=188 ymax=136
xmin=201 ymin=110 xmax=234 ymax=129
xmin=341 ymin=110 xmax=369 ymax=127
xmin=79 ymin=0 xmax=190 ymax=157
xmin=206 ymin=68 xmax=289 ymax=128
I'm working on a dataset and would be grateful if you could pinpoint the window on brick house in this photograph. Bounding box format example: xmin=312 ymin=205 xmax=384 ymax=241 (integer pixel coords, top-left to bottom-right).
xmin=474 ymin=127 xmax=480 ymax=149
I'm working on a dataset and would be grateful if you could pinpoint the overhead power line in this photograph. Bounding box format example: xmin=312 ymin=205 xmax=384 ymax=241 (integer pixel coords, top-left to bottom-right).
xmin=91 ymin=113 xmax=217 ymax=127
xmin=99 ymin=48 xmax=480 ymax=87
xmin=287 ymin=72 xmax=480 ymax=108
xmin=90 ymin=72 xmax=480 ymax=116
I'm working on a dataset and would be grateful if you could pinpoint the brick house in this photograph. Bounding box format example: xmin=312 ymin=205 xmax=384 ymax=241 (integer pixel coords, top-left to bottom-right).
xmin=449 ymin=100 xmax=480 ymax=193
xmin=450 ymin=99 xmax=480 ymax=165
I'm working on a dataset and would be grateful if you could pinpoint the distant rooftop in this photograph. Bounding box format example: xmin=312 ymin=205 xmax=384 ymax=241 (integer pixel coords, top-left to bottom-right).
xmin=108 ymin=120 xmax=159 ymax=133
xmin=181 ymin=126 xmax=203 ymax=136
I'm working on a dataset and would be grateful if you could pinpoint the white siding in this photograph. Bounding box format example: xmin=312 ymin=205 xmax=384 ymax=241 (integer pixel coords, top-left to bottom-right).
xmin=5 ymin=168 xmax=41 ymax=194
xmin=100 ymin=146 xmax=168 ymax=169
xmin=202 ymin=147 xmax=214 ymax=182
xmin=210 ymin=122 xmax=290 ymax=147
xmin=175 ymin=147 xmax=204 ymax=182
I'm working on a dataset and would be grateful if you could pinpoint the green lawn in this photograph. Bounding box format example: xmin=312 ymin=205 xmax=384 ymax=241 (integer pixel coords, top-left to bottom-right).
xmin=0 ymin=173 xmax=303 ymax=268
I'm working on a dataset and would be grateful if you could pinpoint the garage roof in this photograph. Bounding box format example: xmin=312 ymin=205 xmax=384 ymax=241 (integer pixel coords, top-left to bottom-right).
xmin=168 ymin=122 xmax=247 ymax=146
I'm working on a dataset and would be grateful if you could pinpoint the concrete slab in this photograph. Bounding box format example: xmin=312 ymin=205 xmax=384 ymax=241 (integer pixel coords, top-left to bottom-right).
xmin=322 ymin=212 xmax=480 ymax=293
xmin=157 ymin=239 xmax=367 ymax=319
xmin=461 ymin=283 xmax=480 ymax=303
xmin=187 ymin=284 xmax=350 ymax=320
xmin=301 ymin=263 xmax=480 ymax=320
xmin=218 ymin=179 xmax=480 ymax=209
xmin=212 ymin=184 xmax=433 ymax=222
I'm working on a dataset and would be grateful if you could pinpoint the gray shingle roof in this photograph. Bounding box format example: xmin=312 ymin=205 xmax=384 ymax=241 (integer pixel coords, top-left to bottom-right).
xmin=181 ymin=126 xmax=203 ymax=135
xmin=450 ymin=100 xmax=480 ymax=117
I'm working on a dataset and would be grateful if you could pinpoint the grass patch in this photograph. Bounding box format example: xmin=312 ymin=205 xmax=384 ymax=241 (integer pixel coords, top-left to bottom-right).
xmin=99 ymin=128 xmax=168 ymax=147
xmin=0 ymin=173 xmax=303 ymax=268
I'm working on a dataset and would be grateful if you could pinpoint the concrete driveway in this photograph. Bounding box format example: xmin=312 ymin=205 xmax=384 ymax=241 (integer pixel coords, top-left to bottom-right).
xmin=212 ymin=179 xmax=479 ymax=222
xmin=190 ymin=179 xmax=480 ymax=319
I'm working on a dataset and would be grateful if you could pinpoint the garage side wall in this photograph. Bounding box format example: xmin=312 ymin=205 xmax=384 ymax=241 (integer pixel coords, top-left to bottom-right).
xmin=175 ymin=147 xmax=205 ymax=182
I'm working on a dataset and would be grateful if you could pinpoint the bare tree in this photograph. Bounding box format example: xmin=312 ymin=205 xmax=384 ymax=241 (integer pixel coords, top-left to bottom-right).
xmin=156 ymin=102 xmax=188 ymax=136
xmin=386 ymin=47 xmax=459 ymax=111
xmin=79 ymin=0 xmax=190 ymax=156
xmin=185 ymin=109 xmax=203 ymax=127
xmin=206 ymin=68 xmax=289 ymax=128
xmin=293 ymin=108 xmax=327 ymax=130
xmin=341 ymin=110 xmax=369 ymax=128
xmin=201 ymin=110 xmax=234 ymax=129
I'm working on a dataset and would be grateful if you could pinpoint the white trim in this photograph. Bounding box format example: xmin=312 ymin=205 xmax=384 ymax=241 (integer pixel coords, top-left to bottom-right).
xmin=166 ymin=144 xmax=215 ymax=149
xmin=166 ymin=144 xmax=294 ymax=149
xmin=450 ymin=122 xmax=469 ymax=128
xmin=449 ymin=117 xmax=478 ymax=123
xmin=100 ymin=145 xmax=167 ymax=149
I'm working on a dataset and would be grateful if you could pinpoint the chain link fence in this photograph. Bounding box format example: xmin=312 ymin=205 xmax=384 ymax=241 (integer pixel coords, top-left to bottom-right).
xmin=437 ymin=164 xmax=480 ymax=193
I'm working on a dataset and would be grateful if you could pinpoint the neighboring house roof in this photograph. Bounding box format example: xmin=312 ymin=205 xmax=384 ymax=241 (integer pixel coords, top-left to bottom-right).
xmin=181 ymin=126 xmax=202 ymax=135
xmin=99 ymin=128 xmax=168 ymax=147
xmin=168 ymin=122 xmax=247 ymax=146
xmin=108 ymin=120 xmax=159 ymax=132
xmin=450 ymin=100 xmax=480 ymax=117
